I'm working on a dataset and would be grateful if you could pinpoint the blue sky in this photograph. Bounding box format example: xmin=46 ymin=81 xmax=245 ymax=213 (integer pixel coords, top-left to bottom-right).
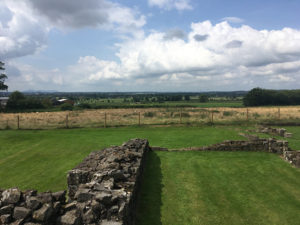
xmin=1 ymin=0 xmax=300 ymax=91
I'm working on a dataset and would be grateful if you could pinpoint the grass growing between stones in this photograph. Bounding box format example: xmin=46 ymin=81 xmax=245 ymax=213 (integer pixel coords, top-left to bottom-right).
xmin=0 ymin=125 xmax=243 ymax=191
xmin=137 ymin=151 xmax=300 ymax=225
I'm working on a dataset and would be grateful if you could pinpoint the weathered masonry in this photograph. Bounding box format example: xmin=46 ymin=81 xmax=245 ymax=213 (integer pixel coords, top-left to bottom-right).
xmin=0 ymin=139 xmax=149 ymax=225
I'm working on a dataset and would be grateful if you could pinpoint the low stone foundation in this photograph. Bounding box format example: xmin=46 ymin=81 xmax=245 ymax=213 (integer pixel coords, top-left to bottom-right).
xmin=154 ymin=138 xmax=289 ymax=154
xmin=0 ymin=139 xmax=150 ymax=225
xmin=284 ymin=151 xmax=300 ymax=168
xmin=67 ymin=138 xmax=149 ymax=225
xmin=257 ymin=127 xmax=292 ymax=138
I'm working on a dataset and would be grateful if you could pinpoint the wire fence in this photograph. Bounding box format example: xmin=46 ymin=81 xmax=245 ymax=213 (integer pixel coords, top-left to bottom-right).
xmin=0 ymin=106 xmax=300 ymax=129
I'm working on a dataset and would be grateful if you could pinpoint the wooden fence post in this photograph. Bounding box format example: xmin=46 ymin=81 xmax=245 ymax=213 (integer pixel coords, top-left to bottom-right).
xmin=104 ymin=112 xmax=107 ymax=128
xmin=17 ymin=115 xmax=20 ymax=130
xmin=180 ymin=109 xmax=182 ymax=124
xmin=211 ymin=111 xmax=214 ymax=123
xmin=66 ymin=114 xmax=69 ymax=128
xmin=138 ymin=112 xmax=141 ymax=126
xmin=278 ymin=107 xmax=280 ymax=119
xmin=246 ymin=108 xmax=249 ymax=121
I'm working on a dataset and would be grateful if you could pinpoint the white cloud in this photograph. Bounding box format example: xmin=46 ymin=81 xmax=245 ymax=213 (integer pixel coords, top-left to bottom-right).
xmin=68 ymin=56 xmax=123 ymax=81
xmin=0 ymin=0 xmax=146 ymax=60
xmin=81 ymin=20 xmax=300 ymax=89
xmin=6 ymin=20 xmax=300 ymax=91
xmin=26 ymin=0 xmax=146 ymax=32
xmin=0 ymin=1 xmax=49 ymax=59
xmin=222 ymin=17 xmax=244 ymax=24
xmin=6 ymin=61 xmax=64 ymax=91
xmin=148 ymin=0 xmax=192 ymax=11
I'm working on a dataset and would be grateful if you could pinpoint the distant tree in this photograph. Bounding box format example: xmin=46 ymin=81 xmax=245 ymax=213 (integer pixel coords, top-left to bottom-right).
xmin=6 ymin=91 xmax=26 ymax=110
xmin=243 ymin=87 xmax=300 ymax=106
xmin=9 ymin=91 xmax=25 ymax=102
xmin=184 ymin=95 xmax=190 ymax=101
xmin=42 ymin=98 xmax=53 ymax=108
xmin=0 ymin=61 xmax=8 ymax=91
xmin=199 ymin=95 xmax=208 ymax=102
xmin=7 ymin=91 xmax=44 ymax=110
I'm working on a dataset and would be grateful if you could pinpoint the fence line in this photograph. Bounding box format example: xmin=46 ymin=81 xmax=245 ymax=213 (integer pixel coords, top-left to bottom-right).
xmin=1 ymin=106 xmax=300 ymax=130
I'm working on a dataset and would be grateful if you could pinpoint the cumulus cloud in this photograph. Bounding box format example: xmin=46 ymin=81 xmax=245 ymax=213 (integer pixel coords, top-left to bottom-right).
xmin=6 ymin=61 xmax=65 ymax=91
xmin=0 ymin=0 xmax=146 ymax=60
xmin=25 ymin=0 xmax=146 ymax=31
xmin=164 ymin=28 xmax=186 ymax=40
xmin=0 ymin=1 xmax=48 ymax=59
xmin=222 ymin=17 xmax=244 ymax=24
xmin=193 ymin=34 xmax=209 ymax=42
xmin=148 ymin=0 xmax=192 ymax=11
xmin=69 ymin=20 xmax=300 ymax=89
xmin=7 ymin=20 xmax=300 ymax=91
xmin=225 ymin=40 xmax=243 ymax=48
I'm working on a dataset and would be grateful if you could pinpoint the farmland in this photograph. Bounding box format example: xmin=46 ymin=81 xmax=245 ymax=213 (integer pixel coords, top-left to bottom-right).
xmin=1 ymin=125 xmax=300 ymax=224
xmin=1 ymin=105 xmax=300 ymax=129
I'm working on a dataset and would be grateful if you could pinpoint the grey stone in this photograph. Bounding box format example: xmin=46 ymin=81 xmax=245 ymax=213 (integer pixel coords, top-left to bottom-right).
xmin=58 ymin=209 xmax=81 ymax=225
xmin=82 ymin=208 xmax=95 ymax=224
xmin=25 ymin=196 xmax=41 ymax=210
xmin=52 ymin=190 xmax=66 ymax=202
xmin=95 ymin=192 xmax=112 ymax=205
xmin=32 ymin=203 xmax=54 ymax=222
xmin=64 ymin=202 xmax=76 ymax=211
xmin=1 ymin=188 xmax=21 ymax=205
xmin=0 ymin=204 xmax=14 ymax=215
xmin=0 ymin=214 xmax=11 ymax=224
xmin=74 ymin=189 xmax=93 ymax=202
xmin=13 ymin=206 xmax=31 ymax=220
xmin=24 ymin=223 xmax=42 ymax=225
xmin=100 ymin=220 xmax=122 ymax=225
xmin=10 ymin=219 xmax=25 ymax=225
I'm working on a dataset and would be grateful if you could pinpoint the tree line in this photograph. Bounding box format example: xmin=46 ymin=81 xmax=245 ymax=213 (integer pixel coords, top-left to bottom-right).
xmin=243 ymin=88 xmax=300 ymax=106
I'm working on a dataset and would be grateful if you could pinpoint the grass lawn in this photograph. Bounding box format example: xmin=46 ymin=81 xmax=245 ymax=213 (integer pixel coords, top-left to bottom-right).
xmin=1 ymin=125 xmax=300 ymax=225
xmin=0 ymin=125 xmax=243 ymax=191
xmin=137 ymin=151 xmax=300 ymax=225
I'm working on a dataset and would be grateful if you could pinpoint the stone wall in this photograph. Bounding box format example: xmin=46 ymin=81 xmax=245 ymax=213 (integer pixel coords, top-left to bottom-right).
xmin=0 ymin=139 xmax=150 ymax=225
xmin=153 ymin=137 xmax=289 ymax=154
xmin=284 ymin=150 xmax=300 ymax=168
xmin=257 ymin=127 xmax=292 ymax=138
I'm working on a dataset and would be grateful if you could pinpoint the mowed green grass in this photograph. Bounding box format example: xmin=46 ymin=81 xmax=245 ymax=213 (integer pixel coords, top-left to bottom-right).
xmin=0 ymin=125 xmax=243 ymax=191
xmin=137 ymin=151 xmax=300 ymax=225
xmin=1 ymin=125 xmax=300 ymax=225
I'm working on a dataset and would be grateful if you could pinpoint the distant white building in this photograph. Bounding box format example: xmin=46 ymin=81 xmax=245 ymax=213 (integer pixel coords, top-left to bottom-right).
xmin=0 ymin=97 xmax=9 ymax=108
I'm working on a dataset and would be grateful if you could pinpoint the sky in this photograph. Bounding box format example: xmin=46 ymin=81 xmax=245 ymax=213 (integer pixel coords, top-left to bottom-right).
xmin=1 ymin=0 xmax=300 ymax=92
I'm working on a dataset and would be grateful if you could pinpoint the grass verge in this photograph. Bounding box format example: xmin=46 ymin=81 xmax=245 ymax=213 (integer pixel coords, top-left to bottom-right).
xmin=137 ymin=151 xmax=300 ymax=225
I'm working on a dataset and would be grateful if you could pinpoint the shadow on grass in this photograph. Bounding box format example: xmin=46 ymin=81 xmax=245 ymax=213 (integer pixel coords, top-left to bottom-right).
xmin=136 ymin=151 xmax=163 ymax=225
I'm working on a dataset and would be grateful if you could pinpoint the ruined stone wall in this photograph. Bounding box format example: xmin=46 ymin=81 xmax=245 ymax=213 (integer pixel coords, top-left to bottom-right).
xmin=153 ymin=138 xmax=289 ymax=154
xmin=257 ymin=127 xmax=292 ymax=138
xmin=0 ymin=139 xmax=150 ymax=225
xmin=284 ymin=150 xmax=300 ymax=168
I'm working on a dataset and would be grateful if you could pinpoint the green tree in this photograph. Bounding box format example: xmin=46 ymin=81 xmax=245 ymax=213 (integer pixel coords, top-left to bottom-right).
xmin=0 ymin=61 xmax=8 ymax=91
xmin=184 ymin=95 xmax=190 ymax=101
xmin=199 ymin=95 xmax=208 ymax=102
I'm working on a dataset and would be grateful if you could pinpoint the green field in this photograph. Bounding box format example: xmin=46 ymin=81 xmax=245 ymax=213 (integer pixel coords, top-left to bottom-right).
xmin=77 ymin=99 xmax=243 ymax=109
xmin=137 ymin=151 xmax=300 ymax=225
xmin=1 ymin=125 xmax=300 ymax=225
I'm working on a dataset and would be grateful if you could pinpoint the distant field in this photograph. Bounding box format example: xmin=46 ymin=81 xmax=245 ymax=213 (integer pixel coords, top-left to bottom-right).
xmin=77 ymin=99 xmax=243 ymax=108
xmin=1 ymin=105 xmax=300 ymax=129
